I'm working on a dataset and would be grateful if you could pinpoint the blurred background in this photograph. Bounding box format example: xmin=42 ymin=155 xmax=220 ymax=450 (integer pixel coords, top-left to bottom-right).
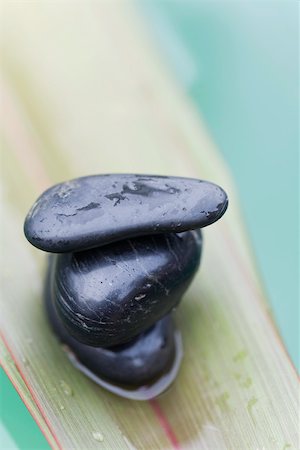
xmin=1 ymin=1 xmax=298 ymax=449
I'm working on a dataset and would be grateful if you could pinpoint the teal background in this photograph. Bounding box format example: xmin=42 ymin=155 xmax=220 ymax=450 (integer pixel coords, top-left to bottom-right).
xmin=142 ymin=0 xmax=299 ymax=367
xmin=1 ymin=1 xmax=298 ymax=448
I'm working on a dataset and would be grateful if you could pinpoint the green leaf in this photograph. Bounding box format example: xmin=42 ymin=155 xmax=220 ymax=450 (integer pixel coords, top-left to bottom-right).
xmin=1 ymin=2 xmax=298 ymax=449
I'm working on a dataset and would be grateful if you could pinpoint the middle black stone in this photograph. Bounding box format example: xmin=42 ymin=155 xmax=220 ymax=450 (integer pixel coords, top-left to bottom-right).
xmin=52 ymin=230 xmax=202 ymax=347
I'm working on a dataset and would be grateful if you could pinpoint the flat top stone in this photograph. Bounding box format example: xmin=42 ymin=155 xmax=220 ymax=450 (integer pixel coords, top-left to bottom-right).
xmin=24 ymin=174 xmax=228 ymax=253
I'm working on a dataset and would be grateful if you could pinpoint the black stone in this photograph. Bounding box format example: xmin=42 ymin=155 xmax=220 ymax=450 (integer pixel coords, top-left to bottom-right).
xmin=24 ymin=173 xmax=228 ymax=398
xmin=45 ymin=261 xmax=177 ymax=386
xmin=24 ymin=174 xmax=228 ymax=253
xmin=52 ymin=230 xmax=202 ymax=347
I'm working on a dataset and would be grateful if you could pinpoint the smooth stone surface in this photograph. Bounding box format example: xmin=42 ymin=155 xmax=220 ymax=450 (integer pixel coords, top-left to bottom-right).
xmin=45 ymin=262 xmax=177 ymax=386
xmin=52 ymin=230 xmax=202 ymax=347
xmin=66 ymin=332 xmax=182 ymax=401
xmin=24 ymin=174 xmax=228 ymax=253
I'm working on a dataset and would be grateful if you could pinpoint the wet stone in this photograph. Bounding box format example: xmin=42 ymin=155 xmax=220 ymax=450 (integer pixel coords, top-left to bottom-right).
xmin=45 ymin=269 xmax=177 ymax=387
xmin=24 ymin=174 xmax=228 ymax=253
xmin=24 ymin=173 xmax=228 ymax=399
xmin=51 ymin=231 xmax=202 ymax=347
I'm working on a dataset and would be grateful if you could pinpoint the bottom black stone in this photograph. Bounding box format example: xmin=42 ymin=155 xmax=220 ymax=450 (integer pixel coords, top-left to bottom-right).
xmin=45 ymin=257 xmax=183 ymax=400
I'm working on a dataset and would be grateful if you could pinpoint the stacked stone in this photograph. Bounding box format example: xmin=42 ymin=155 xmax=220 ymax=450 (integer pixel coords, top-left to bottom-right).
xmin=24 ymin=174 xmax=228 ymax=400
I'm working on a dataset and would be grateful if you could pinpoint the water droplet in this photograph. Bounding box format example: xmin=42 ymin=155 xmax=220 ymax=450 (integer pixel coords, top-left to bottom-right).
xmin=247 ymin=396 xmax=258 ymax=423
xmin=59 ymin=404 xmax=65 ymax=411
xmin=233 ymin=349 xmax=248 ymax=362
xmin=122 ymin=434 xmax=137 ymax=449
xmin=240 ymin=377 xmax=252 ymax=388
xmin=59 ymin=380 xmax=73 ymax=396
xmin=92 ymin=431 xmax=104 ymax=442
xmin=22 ymin=357 xmax=29 ymax=366
xmin=215 ymin=392 xmax=230 ymax=412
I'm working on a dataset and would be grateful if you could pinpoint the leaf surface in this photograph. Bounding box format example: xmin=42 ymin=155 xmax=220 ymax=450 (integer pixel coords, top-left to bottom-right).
xmin=1 ymin=2 xmax=298 ymax=449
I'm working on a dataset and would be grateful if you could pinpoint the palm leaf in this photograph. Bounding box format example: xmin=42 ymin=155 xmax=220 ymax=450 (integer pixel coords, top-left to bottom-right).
xmin=1 ymin=2 xmax=298 ymax=449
